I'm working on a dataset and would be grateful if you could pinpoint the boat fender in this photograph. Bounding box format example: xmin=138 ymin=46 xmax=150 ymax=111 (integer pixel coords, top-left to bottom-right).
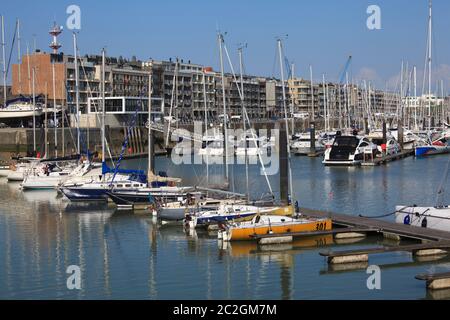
xmin=421 ymin=217 xmax=428 ymax=228
xmin=218 ymin=222 xmax=226 ymax=231
xmin=403 ymin=215 xmax=411 ymax=225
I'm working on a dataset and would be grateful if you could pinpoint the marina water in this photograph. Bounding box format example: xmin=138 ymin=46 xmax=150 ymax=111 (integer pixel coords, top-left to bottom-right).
xmin=1 ymin=155 xmax=450 ymax=300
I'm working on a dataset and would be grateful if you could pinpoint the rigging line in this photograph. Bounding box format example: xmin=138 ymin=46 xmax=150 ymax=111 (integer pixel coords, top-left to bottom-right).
xmin=110 ymin=89 xmax=146 ymax=186
xmin=5 ymin=21 xmax=17 ymax=79
xmin=63 ymin=82 xmax=78 ymax=152
xmin=78 ymin=53 xmax=115 ymax=165
xmin=435 ymin=156 xmax=450 ymax=207
xmin=223 ymin=42 xmax=274 ymax=198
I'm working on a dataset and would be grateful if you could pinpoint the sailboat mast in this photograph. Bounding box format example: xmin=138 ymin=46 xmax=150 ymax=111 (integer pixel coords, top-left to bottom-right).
xmin=441 ymin=80 xmax=444 ymax=125
xmin=1 ymin=16 xmax=6 ymax=105
xmin=101 ymin=48 xmax=106 ymax=181
xmin=346 ymin=72 xmax=350 ymax=128
xmin=45 ymin=82 xmax=48 ymax=158
xmin=148 ymin=73 xmax=153 ymax=175
xmin=52 ymin=58 xmax=58 ymax=157
xmin=32 ymin=67 xmax=36 ymax=153
xmin=218 ymin=33 xmax=229 ymax=181
xmin=290 ymin=63 xmax=295 ymax=136
xmin=400 ymin=61 xmax=403 ymax=127
xmin=73 ymin=32 xmax=80 ymax=154
xmin=17 ymin=19 xmax=21 ymax=95
xmin=310 ymin=65 xmax=314 ymax=121
xmin=277 ymin=38 xmax=294 ymax=204
xmin=428 ymin=0 xmax=432 ymax=130
xmin=165 ymin=60 xmax=178 ymax=147
xmin=238 ymin=46 xmax=249 ymax=202
xmin=322 ymin=74 xmax=327 ymax=131
xmin=26 ymin=44 xmax=31 ymax=95
xmin=202 ymin=70 xmax=209 ymax=185
xmin=414 ymin=66 xmax=418 ymax=130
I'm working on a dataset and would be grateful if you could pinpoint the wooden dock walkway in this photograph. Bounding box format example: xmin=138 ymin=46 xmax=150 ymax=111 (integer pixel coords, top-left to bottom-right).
xmin=361 ymin=150 xmax=414 ymax=166
xmin=301 ymin=208 xmax=450 ymax=242
xmin=416 ymin=272 xmax=450 ymax=290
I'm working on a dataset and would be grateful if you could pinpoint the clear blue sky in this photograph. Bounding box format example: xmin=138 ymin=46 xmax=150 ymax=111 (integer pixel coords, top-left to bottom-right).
xmin=2 ymin=0 xmax=450 ymax=91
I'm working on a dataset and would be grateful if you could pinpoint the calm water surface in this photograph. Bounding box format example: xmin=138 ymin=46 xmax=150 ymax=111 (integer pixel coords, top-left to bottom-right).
xmin=1 ymin=155 xmax=450 ymax=300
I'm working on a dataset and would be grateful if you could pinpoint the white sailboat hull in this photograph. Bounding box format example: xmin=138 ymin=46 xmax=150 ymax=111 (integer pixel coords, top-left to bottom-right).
xmin=395 ymin=205 xmax=450 ymax=233
xmin=0 ymin=110 xmax=43 ymax=119
xmin=0 ymin=168 xmax=11 ymax=177
xmin=22 ymin=175 xmax=65 ymax=190
xmin=7 ymin=171 xmax=25 ymax=182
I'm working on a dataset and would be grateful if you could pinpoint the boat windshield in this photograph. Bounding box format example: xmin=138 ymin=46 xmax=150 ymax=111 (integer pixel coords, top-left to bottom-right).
xmin=333 ymin=137 xmax=359 ymax=148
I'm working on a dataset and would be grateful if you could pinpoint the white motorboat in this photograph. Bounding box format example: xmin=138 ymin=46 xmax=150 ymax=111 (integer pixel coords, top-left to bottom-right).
xmin=323 ymin=135 xmax=378 ymax=166
xmin=197 ymin=133 xmax=234 ymax=157
xmin=389 ymin=129 xmax=423 ymax=150
xmin=21 ymin=162 xmax=78 ymax=190
xmin=6 ymin=158 xmax=42 ymax=182
xmin=235 ymin=136 xmax=271 ymax=156
xmin=290 ymin=132 xmax=324 ymax=155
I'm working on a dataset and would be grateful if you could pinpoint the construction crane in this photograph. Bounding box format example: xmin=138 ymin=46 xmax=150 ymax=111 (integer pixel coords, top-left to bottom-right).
xmin=337 ymin=56 xmax=352 ymax=129
xmin=338 ymin=55 xmax=352 ymax=84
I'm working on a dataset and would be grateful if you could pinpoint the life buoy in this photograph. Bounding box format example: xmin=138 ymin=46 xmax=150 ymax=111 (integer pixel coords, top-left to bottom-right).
xmin=421 ymin=217 xmax=428 ymax=228
xmin=403 ymin=215 xmax=411 ymax=225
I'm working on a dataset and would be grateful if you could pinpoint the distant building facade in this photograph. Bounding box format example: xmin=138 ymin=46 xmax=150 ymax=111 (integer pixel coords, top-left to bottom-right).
xmin=11 ymin=51 xmax=420 ymax=128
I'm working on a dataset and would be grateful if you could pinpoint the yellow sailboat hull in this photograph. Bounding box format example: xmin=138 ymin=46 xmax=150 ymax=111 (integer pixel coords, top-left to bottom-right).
xmin=267 ymin=205 xmax=295 ymax=217
xmin=231 ymin=205 xmax=295 ymax=223
xmin=225 ymin=218 xmax=332 ymax=241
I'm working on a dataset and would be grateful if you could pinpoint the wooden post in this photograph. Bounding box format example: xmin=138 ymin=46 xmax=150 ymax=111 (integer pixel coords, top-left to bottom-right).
xmin=310 ymin=121 xmax=316 ymax=154
xmin=279 ymin=121 xmax=289 ymax=206
xmin=398 ymin=119 xmax=404 ymax=150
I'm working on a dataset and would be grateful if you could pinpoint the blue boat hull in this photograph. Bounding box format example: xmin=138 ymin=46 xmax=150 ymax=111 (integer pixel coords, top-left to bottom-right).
xmin=415 ymin=145 xmax=450 ymax=157
xmin=60 ymin=187 xmax=108 ymax=202
xmin=196 ymin=212 xmax=256 ymax=225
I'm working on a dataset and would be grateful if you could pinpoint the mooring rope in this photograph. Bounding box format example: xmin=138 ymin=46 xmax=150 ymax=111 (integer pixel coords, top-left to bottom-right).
xmin=359 ymin=206 xmax=450 ymax=222
xmin=358 ymin=205 xmax=411 ymax=219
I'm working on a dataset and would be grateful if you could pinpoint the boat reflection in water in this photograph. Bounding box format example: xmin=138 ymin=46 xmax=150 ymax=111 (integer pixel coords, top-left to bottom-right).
xmin=218 ymin=235 xmax=334 ymax=258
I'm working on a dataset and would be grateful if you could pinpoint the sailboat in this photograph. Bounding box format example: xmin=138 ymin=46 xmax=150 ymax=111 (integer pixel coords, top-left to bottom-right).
xmin=216 ymin=38 xmax=332 ymax=241
xmin=414 ymin=0 xmax=449 ymax=156
xmin=219 ymin=214 xmax=331 ymax=242
xmin=104 ymin=73 xmax=187 ymax=208
xmin=59 ymin=49 xmax=147 ymax=201
xmin=187 ymin=203 xmax=294 ymax=229
xmin=0 ymin=99 xmax=43 ymax=119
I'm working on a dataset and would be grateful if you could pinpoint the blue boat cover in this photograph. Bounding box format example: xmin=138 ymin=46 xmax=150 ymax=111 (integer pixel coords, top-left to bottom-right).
xmin=102 ymin=162 xmax=147 ymax=183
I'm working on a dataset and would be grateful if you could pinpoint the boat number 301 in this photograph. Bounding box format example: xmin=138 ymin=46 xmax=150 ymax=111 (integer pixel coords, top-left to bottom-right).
xmin=316 ymin=222 xmax=327 ymax=231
